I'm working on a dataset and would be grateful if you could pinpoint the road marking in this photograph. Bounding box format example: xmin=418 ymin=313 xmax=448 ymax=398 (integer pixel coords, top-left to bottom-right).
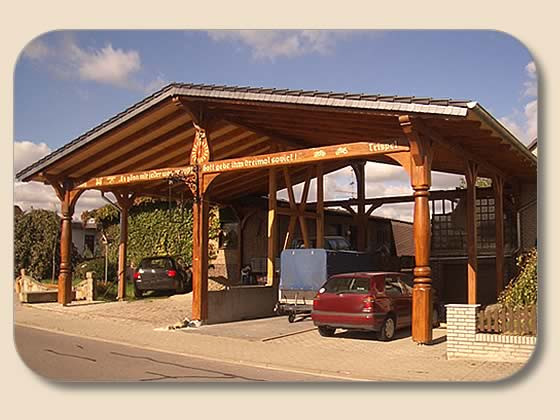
xmin=15 ymin=323 xmax=364 ymax=381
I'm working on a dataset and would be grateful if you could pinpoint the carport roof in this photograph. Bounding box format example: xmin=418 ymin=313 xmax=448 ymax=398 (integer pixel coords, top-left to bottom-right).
xmin=16 ymin=82 xmax=537 ymax=202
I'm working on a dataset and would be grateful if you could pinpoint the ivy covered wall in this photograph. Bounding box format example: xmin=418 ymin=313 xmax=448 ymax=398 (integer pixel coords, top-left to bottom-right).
xmin=81 ymin=197 xmax=220 ymax=278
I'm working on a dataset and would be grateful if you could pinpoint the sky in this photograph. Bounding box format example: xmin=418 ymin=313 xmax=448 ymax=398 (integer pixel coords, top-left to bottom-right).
xmin=13 ymin=30 xmax=537 ymax=221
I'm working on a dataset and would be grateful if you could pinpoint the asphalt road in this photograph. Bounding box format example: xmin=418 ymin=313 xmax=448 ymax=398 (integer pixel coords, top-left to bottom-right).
xmin=14 ymin=325 xmax=340 ymax=382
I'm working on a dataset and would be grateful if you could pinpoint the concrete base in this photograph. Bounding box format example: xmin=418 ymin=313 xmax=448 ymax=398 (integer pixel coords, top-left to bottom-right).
xmin=207 ymin=285 xmax=278 ymax=324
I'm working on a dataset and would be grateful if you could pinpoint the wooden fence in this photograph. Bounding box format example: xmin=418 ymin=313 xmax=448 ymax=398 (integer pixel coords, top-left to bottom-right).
xmin=477 ymin=305 xmax=537 ymax=336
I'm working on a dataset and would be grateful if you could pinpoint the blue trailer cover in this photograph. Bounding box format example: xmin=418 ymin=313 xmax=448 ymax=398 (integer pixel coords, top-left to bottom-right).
xmin=280 ymin=249 xmax=376 ymax=291
xmin=280 ymin=249 xmax=327 ymax=291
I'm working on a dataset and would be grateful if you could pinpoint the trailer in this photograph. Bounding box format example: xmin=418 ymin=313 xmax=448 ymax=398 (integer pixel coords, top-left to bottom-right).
xmin=278 ymin=248 xmax=381 ymax=323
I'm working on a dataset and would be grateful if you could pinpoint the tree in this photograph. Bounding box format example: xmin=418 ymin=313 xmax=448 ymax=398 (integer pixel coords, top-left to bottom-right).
xmin=458 ymin=176 xmax=492 ymax=189
xmin=14 ymin=208 xmax=82 ymax=281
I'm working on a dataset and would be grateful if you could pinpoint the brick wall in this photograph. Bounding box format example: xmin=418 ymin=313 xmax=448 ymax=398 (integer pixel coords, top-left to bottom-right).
xmin=446 ymin=304 xmax=536 ymax=363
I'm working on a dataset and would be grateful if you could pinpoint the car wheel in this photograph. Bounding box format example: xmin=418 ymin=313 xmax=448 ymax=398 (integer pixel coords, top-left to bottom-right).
xmin=288 ymin=313 xmax=296 ymax=323
xmin=432 ymin=307 xmax=440 ymax=328
xmin=318 ymin=326 xmax=336 ymax=337
xmin=378 ymin=316 xmax=396 ymax=341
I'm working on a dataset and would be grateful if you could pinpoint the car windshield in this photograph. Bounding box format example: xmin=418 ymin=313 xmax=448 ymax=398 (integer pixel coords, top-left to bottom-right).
xmin=140 ymin=258 xmax=173 ymax=270
xmin=323 ymin=276 xmax=370 ymax=294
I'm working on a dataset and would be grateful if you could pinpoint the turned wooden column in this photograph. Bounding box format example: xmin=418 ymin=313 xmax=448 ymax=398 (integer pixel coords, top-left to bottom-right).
xmin=59 ymin=203 xmax=74 ymax=305
xmin=50 ymin=181 xmax=83 ymax=305
xmin=396 ymin=115 xmax=434 ymax=344
xmin=316 ymin=164 xmax=325 ymax=249
xmin=114 ymin=192 xmax=135 ymax=301
xmin=493 ymin=175 xmax=505 ymax=297
xmin=267 ymin=168 xmax=278 ymax=286
xmin=465 ymin=161 xmax=479 ymax=304
xmin=411 ymin=179 xmax=432 ymax=343
xmin=352 ymin=161 xmax=367 ymax=251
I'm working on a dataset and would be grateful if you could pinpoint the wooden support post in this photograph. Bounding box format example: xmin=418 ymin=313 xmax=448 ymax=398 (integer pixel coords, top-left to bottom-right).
xmin=114 ymin=192 xmax=135 ymax=301
xmin=493 ymin=175 xmax=505 ymax=297
xmin=298 ymin=170 xmax=313 ymax=248
xmin=59 ymin=203 xmax=74 ymax=305
xmin=49 ymin=180 xmax=83 ymax=305
xmin=191 ymin=195 xmax=209 ymax=321
xmin=466 ymin=160 xmax=479 ymax=304
xmin=185 ymin=107 xmax=214 ymax=324
xmin=283 ymin=167 xmax=298 ymax=249
xmin=267 ymin=168 xmax=278 ymax=286
xmin=352 ymin=161 xmax=367 ymax=251
xmin=316 ymin=164 xmax=325 ymax=249
xmin=395 ymin=115 xmax=434 ymax=344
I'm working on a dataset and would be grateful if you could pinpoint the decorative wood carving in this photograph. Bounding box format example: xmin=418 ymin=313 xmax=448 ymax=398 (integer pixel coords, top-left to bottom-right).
xmin=201 ymin=141 xmax=408 ymax=174
xmin=75 ymin=166 xmax=194 ymax=190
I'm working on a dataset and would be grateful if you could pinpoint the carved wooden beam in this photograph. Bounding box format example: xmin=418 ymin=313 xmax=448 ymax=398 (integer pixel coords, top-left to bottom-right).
xmin=201 ymin=141 xmax=409 ymax=174
xmin=74 ymin=166 xmax=194 ymax=190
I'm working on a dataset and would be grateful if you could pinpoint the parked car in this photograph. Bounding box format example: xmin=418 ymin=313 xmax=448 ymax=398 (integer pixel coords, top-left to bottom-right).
xmin=311 ymin=272 xmax=439 ymax=341
xmin=133 ymin=256 xmax=192 ymax=298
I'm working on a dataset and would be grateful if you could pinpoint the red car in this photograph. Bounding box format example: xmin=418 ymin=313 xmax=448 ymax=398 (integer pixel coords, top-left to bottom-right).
xmin=311 ymin=272 xmax=439 ymax=341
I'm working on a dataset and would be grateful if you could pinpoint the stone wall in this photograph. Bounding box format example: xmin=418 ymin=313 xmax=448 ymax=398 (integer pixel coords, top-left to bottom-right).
xmin=446 ymin=304 xmax=536 ymax=363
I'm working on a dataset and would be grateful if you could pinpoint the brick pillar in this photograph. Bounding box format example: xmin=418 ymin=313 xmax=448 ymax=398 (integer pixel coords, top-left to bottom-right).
xmin=446 ymin=304 xmax=480 ymax=360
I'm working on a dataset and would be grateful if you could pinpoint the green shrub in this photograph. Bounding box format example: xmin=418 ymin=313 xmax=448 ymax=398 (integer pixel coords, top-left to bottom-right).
xmin=498 ymin=247 xmax=537 ymax=307
xmin=14 ymin=208 xmax=81 ymax=280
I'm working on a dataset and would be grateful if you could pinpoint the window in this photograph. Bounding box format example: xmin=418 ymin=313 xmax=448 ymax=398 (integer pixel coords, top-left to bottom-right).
xmin=324 ymin=277 xmax=371 ymax=294
xmin=84 ymin=234 xmax=95 ymax=254
xmin=324 ymin=277 xmax=353 ymax=293
xmin=385 ymin=277 xmax=403 ymax=297
xmin=140 ymin=258 xmax=173 ymax=270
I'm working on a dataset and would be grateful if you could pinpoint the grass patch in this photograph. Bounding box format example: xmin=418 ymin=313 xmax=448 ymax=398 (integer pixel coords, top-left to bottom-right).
xmin=95 ymin=282 xmax=138 ymax=302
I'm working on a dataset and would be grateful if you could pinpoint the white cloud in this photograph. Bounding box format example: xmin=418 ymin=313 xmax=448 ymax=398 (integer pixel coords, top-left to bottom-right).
xmin=14 ymin=140 xmax=51 ymax=175
xmin=499 ymin=60 xmax=538 ymax=144
xmin=21 ymin=33 xmax=161 ymax=92
xmin=207 ymin=30 xmax=346 ymax=61
xmin=72 ymin=44 xmax=141 ymax=88
xmin=144 ymin=75 xmax=168 ymax=93
xmin=277 ymin=163 xmax=464 ymax=223
xmin=524 ymin=99 xmax=538 ymax=141
xmin=14 ymin=140 xmax=106 ymax=220
xmin=524 ymin=61 xmax=537 ymax=97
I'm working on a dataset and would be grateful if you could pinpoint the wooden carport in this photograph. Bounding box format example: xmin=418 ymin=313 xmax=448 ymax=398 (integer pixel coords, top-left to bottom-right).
xmin=16 ymin=83 xmax=537 ymax=344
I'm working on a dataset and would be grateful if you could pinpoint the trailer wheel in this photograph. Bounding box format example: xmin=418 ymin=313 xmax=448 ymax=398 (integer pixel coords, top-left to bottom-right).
xmin=288 ymin=313 xmax=296 ymax=323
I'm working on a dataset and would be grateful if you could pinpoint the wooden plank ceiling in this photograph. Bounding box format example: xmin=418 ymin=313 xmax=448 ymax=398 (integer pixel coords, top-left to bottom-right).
xmin=21 ymin=91 xmax=537 ymax=204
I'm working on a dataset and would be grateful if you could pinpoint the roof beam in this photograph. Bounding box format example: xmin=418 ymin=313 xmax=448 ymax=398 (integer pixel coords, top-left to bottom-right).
xmin=417 ymin=118 xmax=508 ymax=179
xmin=75 ymin=166 xmax=194 ymax=190
xmin=200 ymin=141 xmax=409 ymax=175
xmin=57 ymin=109 xmax=189 ymax=178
